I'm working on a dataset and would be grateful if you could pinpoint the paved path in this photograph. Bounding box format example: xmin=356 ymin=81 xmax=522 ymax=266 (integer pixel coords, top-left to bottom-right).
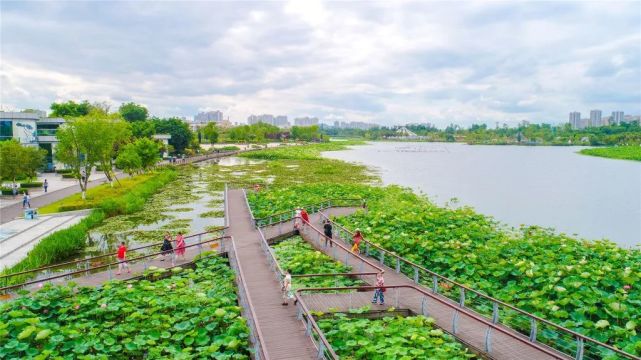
xmin=0 ymin=213 xmax=88 ymax=269
xmin=226 ymin=189 xmax=318 ymax=360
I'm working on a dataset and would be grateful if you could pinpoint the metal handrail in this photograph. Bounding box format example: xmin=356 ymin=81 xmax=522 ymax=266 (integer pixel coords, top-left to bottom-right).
xmin=293 ymin=289 xmax=340 ymax=359
xmin=228 ymin=235 xmax=270 ymax=360
xmin=0 ymin=228 xmax=226 ymax=282
xmin=0 ymin=235 xmax=229 ymax=292
xmin=295 ymin=285 xmax=572 ymax=360
xmin=318 ymin=212 xmax=640 ymax=360
xmin=252 ymin=198 xmax=364 ymax=227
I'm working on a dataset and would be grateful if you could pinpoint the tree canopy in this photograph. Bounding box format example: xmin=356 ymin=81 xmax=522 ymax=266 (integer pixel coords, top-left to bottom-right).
xmin=201 ymin=122 xmax=219 ymax=144
xmin=0 ymin=140 xmax=46 ymax=181
xmin=151 ymin=117 xmax=193 ymax=154
xmin=119 ymin=102 xmax=149 ymax=122
xmin=49 ymin=100 xmax=92 ymax=118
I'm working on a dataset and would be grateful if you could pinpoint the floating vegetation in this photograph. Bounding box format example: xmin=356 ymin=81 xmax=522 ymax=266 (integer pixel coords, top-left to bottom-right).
xmin=200 ymin=210 xmax=225 ymax=218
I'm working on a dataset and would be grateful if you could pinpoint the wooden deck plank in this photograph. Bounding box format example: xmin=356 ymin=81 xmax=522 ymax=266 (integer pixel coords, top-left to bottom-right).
xmin=226 ymin=189 xmax=318 ymax=360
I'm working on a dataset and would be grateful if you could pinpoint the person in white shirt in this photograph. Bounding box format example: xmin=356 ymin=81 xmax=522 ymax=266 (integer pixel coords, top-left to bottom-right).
xmin=281 ymin=269 xmax=293 ymax=306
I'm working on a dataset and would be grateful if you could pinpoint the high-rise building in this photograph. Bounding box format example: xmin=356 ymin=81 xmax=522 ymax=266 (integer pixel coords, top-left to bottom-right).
xmin=273 ymin=115 xmax=289 ymax=128
xmin=293 ymin=116 xmax=319 ymax=126
xmin=247 ymin=114 xmax=276 ymax=125
xmin=569 ymin=112 xmax=581 ymax=129
xmin=194 ymin=110 xmax=223 ymax=123
xmin=611 ymin=111 xmax=624 ymax=124
xmin=589 ymin=110 xmax=602 ymax=127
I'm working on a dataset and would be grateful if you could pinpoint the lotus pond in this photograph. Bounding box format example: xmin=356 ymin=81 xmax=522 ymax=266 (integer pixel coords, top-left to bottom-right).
xmin=0 ymin=255 xmax=250 ymax=359
xmin=318 ymin=314 xmax=476 ymax=359
xmin=271 ymin=236 xmax=366 ymax=289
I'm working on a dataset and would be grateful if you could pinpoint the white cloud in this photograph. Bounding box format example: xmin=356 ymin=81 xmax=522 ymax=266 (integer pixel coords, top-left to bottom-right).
xmin=1 ymin=1 xmax=639 ymax=127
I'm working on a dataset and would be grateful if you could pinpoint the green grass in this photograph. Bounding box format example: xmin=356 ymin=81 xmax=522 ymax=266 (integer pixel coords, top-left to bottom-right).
xmin=39 ymin=173 xmax=156 ymax=214
xmin=579 ymin=146 xmax=641 ymax=161
xmin=240 ymin=141 xmax=365 ymax=161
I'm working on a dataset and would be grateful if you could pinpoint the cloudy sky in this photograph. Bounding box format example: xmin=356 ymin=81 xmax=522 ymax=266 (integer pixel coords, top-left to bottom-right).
xmin=1 ymin=1 xmax=640 ymax=127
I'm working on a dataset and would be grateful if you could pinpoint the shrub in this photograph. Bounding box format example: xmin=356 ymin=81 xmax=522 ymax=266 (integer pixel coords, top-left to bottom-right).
xmin=220 ymin=145 xmax=240 ymax=151
xmin=61 ymin=174 xmax=76 ymax=179
xmin=19 ymin=182 xmax=43 ymax=188
xmin=55 ymin=169 xmax=73 ymax=174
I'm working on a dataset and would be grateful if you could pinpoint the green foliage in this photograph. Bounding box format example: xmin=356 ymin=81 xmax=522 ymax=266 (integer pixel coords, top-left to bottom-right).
xmin=151 ymin=117 xmax=193 ymax=154
xmin=0 ymin=256 xmax=250 ymax=359
xmin=223 ymin=122 xmax=281 ymax=143
xmin=19 ymin=182 xmax=43 ymax=188
xmin=0 ymin=139 xmax=46 ymax=181
xmin=49 ymin=100 xmax=92 ymax=118
xmin=201 ymin=122 xmax=219 ymax=144
xmin=241 ymin=141 xmax=364 ymax=161
xmin=318 ymin=315 xmax=476 ymax=359
xmin=115 ymin=145 xmax=142 ymax=175
xmin=579 ymin=146 xmax=641 ymax=161
xmin=291 ymin=125 xmax=321 ymax=141
xmin=133 ymin=138 xmax=161 ymax=170
xmin=118 ymin=102 xmax=148 ymax=122
xmin=272 ymin=237 xmax=364 ymax=289
xmin=130 ymin=120 xmax=156 ymax=138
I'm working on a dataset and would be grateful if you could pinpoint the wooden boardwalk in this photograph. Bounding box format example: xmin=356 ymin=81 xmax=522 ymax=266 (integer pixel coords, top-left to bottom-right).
xmin=262 ymin=212 xmax=568 ymax=360
xmin=226 ymin=189 xmax=318 ymax=359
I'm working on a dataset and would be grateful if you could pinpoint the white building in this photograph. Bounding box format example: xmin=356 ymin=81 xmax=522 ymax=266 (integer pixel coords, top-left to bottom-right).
xmin=293 ymin=116 xmax=319 ymax=126
xmin=0 ymin=111 xmax=65 ymax=171
xmin=569 ymin=112 xmax=581 ymax=129
xmin=273 ymin=115 xmax=289 ymax=128
xmin=611 ymin=111 xmax=624 ymax=124
xmin=589 ymin=110 xmax=602 ymax=127
xmin=194 ymin=110 xmax=223 ymax=123
xmin=247 ymin=114 xmax=276 ymax=125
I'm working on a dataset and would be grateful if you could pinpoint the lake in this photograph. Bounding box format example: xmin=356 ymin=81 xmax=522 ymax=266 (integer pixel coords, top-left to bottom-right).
xmin=323 ymin=142 xmax=641 ymax=248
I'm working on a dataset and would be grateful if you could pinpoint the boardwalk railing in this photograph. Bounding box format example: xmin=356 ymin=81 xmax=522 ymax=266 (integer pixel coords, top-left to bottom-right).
xmin=318 ymin=212 xmax=640 ymax=360
xmin=0 ymin=233 xmax=229 ymax=293
xmin=295 ymin=285 xmax=574 ymax=360
xmin=252 ymin=198 xmax=364 ymax=228
xmin=1 ymin=228 xmax=226 ymax=292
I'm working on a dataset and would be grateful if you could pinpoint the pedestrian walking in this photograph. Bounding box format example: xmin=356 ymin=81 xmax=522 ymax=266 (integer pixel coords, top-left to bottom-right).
xmin=351 ymin=228 xmax=363 ymax=253
xmin=22 ymin=192 xmax=31 ymax=208
xmin=160 ymin=232 xmax=174 ymax=264
xmin=281 ymin=269 xmax=293 ymax=306
xmin=294 ymin=207 xmax=302 ymax=230
xmin=116 ymin=241 xmax=131 ymax=275
xmin=43 ymin=179 xmax=48 ymax=193
xmin=300 ymin=208 xmax=310 ymax=224
xmin=12 ymin=183 xmax=18 ymax=199
xmin=372 ymin=272 xmax=385 ymax=305
xmin=323 ymin=219 xmax=333 ymax=247
xmin=175 ymin=231 xmax=186 ymax=260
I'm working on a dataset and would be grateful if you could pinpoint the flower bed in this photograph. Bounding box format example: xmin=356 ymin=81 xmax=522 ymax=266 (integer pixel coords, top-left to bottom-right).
xmin=0 ymin=256 xmax=250 ymax=359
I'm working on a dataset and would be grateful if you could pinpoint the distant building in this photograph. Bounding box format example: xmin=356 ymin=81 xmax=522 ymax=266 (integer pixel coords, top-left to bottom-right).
xmin=273 ymin=115 xmax=289 ymax=128
xmin=589 ymin=110 xmax=602 ymax=127
xmin=519 ymin=120 xmax=530 ymax=127
xmin=0 ymin=111 xmax=65 ymax=171
xmin=611 ymin=111 xmax=624 ymax=124
xmin=569 ymin=112 xmax=581 ymax=129
xmin=623 ymin=115 xmax=640 ymax=124
xmin=194 ymin=110 xmax=223 ymax=123
xmin=294 ymin=116 xmax=319 ymax=126
xmin=247 ymin=114 xmax=276 ymax=125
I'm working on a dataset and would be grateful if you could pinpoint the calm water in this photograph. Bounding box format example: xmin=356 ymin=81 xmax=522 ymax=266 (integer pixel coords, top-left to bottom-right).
xmin=323 ymin=142 xmax=641 ymax=248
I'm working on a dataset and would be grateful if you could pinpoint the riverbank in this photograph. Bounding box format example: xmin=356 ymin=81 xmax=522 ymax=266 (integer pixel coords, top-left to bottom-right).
xmin=579 ymin=145 xmax=641 ymax=161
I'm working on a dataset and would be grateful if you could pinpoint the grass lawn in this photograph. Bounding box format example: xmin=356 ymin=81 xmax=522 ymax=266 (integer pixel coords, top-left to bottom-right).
xmin=39 ymin=174 xmax=154 ymax=214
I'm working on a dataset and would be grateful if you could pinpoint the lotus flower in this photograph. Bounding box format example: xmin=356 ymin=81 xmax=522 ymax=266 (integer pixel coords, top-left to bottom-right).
xmin=101 ymin=303 xmax=107 ymax=308
xmin=624 ymin=285 xmax=632 ymax=291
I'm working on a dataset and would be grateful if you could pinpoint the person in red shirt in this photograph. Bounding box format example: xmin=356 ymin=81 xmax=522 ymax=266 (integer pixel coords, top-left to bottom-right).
xmin=300 ymin=208 xmax=310 ymax=224
xmin=116 ymin=241 xmax=130 ymax=275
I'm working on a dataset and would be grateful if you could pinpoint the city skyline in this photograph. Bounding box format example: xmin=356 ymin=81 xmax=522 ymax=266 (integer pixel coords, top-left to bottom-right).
xmin=1 ymin=1 xmax=640 ymax=127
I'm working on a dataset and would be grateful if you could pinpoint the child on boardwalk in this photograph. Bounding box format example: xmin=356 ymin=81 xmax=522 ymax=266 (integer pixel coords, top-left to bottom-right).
xmin=294 ymin=208 xmax=302 ymax=230
xmin=175 ymin=232 xmax=186 ymax=260
xmin=160 ymin=232 xmax=174 ymax=265
xmin=300 ymin=208 xmax=310 ymax=224
xmin=116 ymin=241 xmax=131 ymax=275
xmin=281 ymin=269 xmax=293 ymax=306
xmin=351 ymin=229 xmax=363 ymax=253
xmin=372 ymin=272 xmax=385 ymax=305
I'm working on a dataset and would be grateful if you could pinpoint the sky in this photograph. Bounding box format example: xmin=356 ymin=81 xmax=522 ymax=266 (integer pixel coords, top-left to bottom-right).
xmin=1 ymin=1 xmax=640 ymax=127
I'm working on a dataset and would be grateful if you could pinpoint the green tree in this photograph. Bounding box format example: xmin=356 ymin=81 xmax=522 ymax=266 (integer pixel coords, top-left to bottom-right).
xmin=88 ymin=111 xmax=131 ymax=185
xmin=22 ymin=145 xmax=47 ymax=181
xmin=119 ymin=102 xmax=149 ymax=122
xmin=0 ymin=140 xmax=45 ymax=182
xmin=201 ymin=123 xmax=219 ymax=144
xmin=50 ymin=100 xmax=92 ymax=118
xmin=133 ymin=138 xmax=161 ymax=170
xmin=55 ymin=110 xmax=127 ymax=199
xmin=291 ymin=125 xmax=320 ymax=141
xmin=131 ymin=120 xmax=155 ymax=138
xmin=115 ymin=144 xmax=142 ymax=175
xmin=151 ymin=117 xmax=193 ymax=154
